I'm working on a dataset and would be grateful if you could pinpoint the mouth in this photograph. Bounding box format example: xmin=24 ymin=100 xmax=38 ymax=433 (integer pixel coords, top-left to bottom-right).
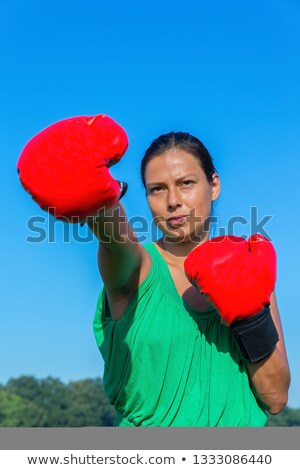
xmin=166 ymin=215 xmax=189 ymax=227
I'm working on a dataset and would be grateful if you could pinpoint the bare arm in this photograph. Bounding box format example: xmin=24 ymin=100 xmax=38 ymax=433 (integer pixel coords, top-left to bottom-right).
xmin=246 ymin=292 xmax=291 ymax=414
xmin=87 ymin=202 xmax=151 ymax=320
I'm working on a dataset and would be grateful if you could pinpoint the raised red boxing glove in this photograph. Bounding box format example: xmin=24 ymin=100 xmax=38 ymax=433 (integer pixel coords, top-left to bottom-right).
xmin=17 ymin=114 xmax=128 ymax=222
xmin=184 ymin=235 xmax=279 ymax=363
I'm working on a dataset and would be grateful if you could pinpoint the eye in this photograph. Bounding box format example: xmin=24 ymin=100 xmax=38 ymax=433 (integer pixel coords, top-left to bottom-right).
xmin=149 ymin=186 xmax=163 ymax=193
xmin=181 ymin=180 xmax=194 ymax=187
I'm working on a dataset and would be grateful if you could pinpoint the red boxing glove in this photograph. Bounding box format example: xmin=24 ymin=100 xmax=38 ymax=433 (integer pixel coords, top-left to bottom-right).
xmin=184 ymin=235 xmax=279 ymax=363
xmin=17 ymin=114 xmax=128 ymax=222
xmin=184 ymin=234 xmax=276 ymax=325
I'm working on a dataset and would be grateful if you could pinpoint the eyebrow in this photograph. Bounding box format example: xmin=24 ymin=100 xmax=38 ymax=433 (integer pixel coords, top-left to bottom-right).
xmin=146 ymin=173 xmax=199 ymax=186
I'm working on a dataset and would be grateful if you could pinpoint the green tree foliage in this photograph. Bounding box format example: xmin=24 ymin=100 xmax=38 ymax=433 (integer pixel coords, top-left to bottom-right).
xmin=0 ymin=376 xmax=116 ymax=427
xmin=266 ymin=406 xmax=300 ymax=427
xmin=66 ymin=379 xmax=116 ymax=427
xmin=1 ymin=376 xmax=299 ymax=426
xmin=0 ymin=389 xmax=42 ymax=426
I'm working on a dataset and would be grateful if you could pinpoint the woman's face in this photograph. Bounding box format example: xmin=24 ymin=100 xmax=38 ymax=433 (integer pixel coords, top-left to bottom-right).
xmin=144 ymin=149 xmax=220 ymax=243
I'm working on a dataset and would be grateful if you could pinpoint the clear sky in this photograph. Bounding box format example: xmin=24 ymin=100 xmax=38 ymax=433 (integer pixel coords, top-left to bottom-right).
xmin=1 ymin=0 xmax=299 ymax=408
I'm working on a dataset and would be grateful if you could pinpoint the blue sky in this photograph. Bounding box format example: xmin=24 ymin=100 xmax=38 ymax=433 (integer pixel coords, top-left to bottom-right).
xmin=1 ymin=0 xmax=300 ymax=408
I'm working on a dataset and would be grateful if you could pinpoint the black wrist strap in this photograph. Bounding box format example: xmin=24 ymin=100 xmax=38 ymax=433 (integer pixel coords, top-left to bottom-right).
xmin=230 ymin=307 xmax=279 ymax=364
xmin=118 ymin=181 xmax=128 ymax=199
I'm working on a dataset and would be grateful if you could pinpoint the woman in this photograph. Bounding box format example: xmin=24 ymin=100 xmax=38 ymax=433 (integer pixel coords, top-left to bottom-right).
xmin=89 ymin=132 xmax=290 ymax=427
xmin=18 ymin=116 xmax=290 ymax=426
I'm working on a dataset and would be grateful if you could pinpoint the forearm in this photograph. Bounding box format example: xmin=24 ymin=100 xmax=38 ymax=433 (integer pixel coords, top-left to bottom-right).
xmin=87 ymin=201 xmax=147 ymax=292
xmin=87 ymin=202 xmax=138 ymax=249
xmin=246 ymin=347 xmax=290 ymax=414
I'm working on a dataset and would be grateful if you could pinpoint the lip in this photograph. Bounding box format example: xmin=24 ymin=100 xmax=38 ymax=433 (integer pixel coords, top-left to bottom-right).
xmin=167 ymin=215 xmax=188 ymax=226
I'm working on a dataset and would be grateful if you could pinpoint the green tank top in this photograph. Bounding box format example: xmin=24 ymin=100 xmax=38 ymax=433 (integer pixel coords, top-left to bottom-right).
xmin=93 ymin=242 xmax=267 ymax=427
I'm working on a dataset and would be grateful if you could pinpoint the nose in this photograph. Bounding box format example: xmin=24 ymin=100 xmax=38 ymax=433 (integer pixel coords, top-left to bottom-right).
xmin=167 ymin=186 xmax=182 ymax=210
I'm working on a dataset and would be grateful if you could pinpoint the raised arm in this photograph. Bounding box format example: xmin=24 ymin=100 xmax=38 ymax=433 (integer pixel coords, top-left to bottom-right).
xmin=17 ymin=114 xmax=152 ymax=322
xmin=184 ymin=234 xmax=291 ymax=414
xmin=88 ymin=202 xmax=151 ymax=321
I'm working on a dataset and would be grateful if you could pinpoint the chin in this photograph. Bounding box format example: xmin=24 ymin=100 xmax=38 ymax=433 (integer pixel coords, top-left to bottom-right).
xmin=164 ymin=230 xmax=194 ymax=244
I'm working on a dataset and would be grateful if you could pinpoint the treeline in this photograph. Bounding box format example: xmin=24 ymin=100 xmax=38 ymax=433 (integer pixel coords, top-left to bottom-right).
xmin=0 ymin=376 xmax=299 ymax=427
xmin=266 ymin=405 xmax=300 ymax=427
xmin=0 ymin=376 xmax=116 ymax=427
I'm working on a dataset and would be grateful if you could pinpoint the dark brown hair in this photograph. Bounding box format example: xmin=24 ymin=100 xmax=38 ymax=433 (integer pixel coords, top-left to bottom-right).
xmin=141 ymin=132 xmax=217 ymax=188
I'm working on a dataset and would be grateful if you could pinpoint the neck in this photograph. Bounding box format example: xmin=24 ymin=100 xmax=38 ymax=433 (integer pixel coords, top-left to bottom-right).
xmin=160 ymin=232 xmax=209 ymax=260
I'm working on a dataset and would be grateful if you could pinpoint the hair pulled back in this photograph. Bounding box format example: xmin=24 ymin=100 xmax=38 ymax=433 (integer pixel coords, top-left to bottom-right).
xmin=141 ymin=132 xmax=217 ymax=188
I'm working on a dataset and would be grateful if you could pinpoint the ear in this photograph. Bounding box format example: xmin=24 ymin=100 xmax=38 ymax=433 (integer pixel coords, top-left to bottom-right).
xmin=211 ymin=173 xmax=221 ymax=201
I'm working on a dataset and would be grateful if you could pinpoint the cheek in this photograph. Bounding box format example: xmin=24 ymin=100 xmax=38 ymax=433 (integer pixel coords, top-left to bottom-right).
xmin=185 ymin=186 xmax=213 ymax=210
xmin=147 ymin=197 xmax=161 ymax=217
xmin=186 ymin=194 xmax=213 ymax=223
